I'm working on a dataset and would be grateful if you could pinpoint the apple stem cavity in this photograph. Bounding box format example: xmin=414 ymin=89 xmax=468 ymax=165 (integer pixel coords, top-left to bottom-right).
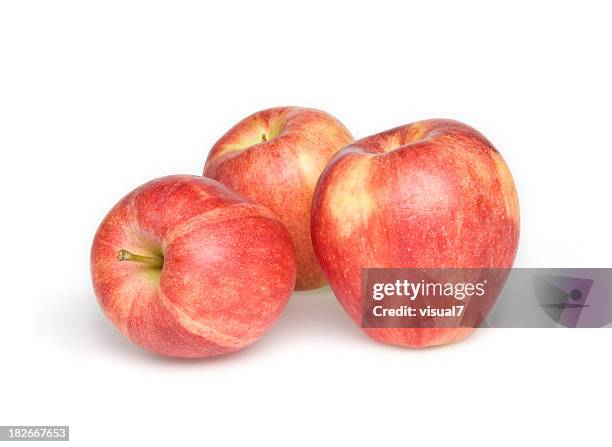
xmin=261 ymin=133 xmax=267 ymax=142
xmin=117 ymin=249 xmax=163 ymax=268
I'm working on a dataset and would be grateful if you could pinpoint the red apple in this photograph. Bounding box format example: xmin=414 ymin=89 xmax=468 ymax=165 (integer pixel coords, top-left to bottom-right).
xmin=90 ymin=175 xmax=297 ymax=358
xmin=311 ymin=119 xmax=520 ymax=348
xmin=204 ymin=107 xmax=353 ymax=291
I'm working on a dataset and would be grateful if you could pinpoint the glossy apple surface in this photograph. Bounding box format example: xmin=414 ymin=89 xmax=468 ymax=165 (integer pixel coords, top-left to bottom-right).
xmin=311 ymin=119 xmax=520 ymax=348
xmin=204 ymin=107 xmax=353 ymax=290
xmin=91 ymin=175 xmax=297 ymax=357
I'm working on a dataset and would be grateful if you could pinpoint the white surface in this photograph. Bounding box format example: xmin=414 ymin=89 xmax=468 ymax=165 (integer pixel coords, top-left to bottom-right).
xmin=1 ymin=1 xmax=611 ymax=445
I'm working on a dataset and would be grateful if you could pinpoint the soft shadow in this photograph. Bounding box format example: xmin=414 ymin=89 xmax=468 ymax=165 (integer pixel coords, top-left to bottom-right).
xmin=34 ymin=286 xmax=152 ymax=361
xmin=33 ymin=285 xmax=365 ymax=366
xmin=266 ymin=286 xmax=364 ymax=343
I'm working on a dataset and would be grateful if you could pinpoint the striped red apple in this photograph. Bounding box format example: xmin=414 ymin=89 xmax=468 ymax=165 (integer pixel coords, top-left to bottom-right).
xmin=91 ymin=175 xmax=296 ymax=358
xmin=204 ymin=107 xmax=353 ymax=290
xmin=311 ymin=119 xmax=520 ymax=348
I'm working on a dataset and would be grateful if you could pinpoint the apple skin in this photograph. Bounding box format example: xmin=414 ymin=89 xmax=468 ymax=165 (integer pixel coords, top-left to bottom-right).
xmin=91 ymin=175 xmax=297 ymax=358
xmin=311 ymin=119 xmax=520 ymax=348
xmin=204 ymin=107 xmax=353 ymax=291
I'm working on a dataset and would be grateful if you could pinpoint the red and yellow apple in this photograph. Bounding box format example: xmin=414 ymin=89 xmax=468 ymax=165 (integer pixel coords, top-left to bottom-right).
xmin=311 ymin=119 xmax=520 ymax=348
xmin=203 ymin=107 xmax=353 ymax=291
xmin=90 ymin=175 xmax=297 ymax=358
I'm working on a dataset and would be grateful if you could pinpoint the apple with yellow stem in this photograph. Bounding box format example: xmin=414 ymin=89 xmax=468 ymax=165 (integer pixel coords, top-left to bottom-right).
xmin=311 ymin=119 xmax=520 ymax=348
xmin=90 ymin=175 xmax=297 ymax=358
xmin=204 ymin=106 xmax=353 ymax=290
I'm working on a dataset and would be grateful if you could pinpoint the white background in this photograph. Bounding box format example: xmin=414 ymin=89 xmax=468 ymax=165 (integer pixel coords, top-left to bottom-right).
xmin=1 ymin=1 xmax=611 ymax=445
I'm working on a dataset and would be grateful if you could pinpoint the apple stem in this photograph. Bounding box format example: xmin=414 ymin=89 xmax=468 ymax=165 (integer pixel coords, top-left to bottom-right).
xmin=261 ymin=133 xmax=267 ymax=142
xmin=117 ymin=249 xmax=163 ymax=268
